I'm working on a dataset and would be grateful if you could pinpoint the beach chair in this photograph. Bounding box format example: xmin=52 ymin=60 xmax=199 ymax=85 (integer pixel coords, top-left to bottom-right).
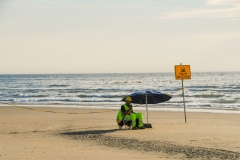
xmin=118 ymin=117 xmax=132 ymax=129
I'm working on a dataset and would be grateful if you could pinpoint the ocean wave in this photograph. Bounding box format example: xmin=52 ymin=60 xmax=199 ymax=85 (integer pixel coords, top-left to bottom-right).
xmin=214 ymin=89 xmax=240 ymax=93
xmin=77 ymin=94 xmax=126 ymax=98
xmin=29 ymin=94 xmax=49 ymax=98
xmin=188 ymin=88 xmax=210 ymax=91
xmin=12 ymin=93 xmax=49 ymax=98
xmin=13 ymin=94 xmax=28 ymax=98
xmin=211 ymin=99 xmax=238 ymax=104
xmin=192 ymin=94 xmax=224 ymax=98
xmin=57 ymin=88 xmax=132 ymax=93
xmin=192 ymin=104 xmax=212 ymax=107
xmin=48 ymin=84 xmax=70 ymax=87
xmin=167 ymin=100 xmax=191 ymax=103
xmin=186 ymin=86 xmax=219 ymax=89
xmin=12 ymin=98 xmax=121 ymax=103
xmin=233 ymin=86 xmax=240 ymax=89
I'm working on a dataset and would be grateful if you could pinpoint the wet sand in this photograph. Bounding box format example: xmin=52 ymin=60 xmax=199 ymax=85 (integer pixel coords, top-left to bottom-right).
xmin=1 ymin=105 xmax=240 ymax=160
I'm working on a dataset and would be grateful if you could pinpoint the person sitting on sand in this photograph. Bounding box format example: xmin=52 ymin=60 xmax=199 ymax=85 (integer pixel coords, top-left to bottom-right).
xmin=116 ymin=96 xmax=145 ymax=130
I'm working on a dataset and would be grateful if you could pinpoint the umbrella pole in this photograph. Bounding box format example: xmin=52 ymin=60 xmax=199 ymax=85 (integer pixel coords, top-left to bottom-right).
xmin=144 ymin=95 xmax=152 ymax=128
xmin=146 ymin=95 xmax=148 ymax=124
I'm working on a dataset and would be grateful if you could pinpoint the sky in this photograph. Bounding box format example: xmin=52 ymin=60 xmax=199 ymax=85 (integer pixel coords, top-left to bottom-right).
xmin=0 ymin=0 xmax=240 ymax=74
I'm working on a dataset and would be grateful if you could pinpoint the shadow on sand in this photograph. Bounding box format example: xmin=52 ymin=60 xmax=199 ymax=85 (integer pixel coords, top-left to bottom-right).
xmin=60 ymin=129 xmax=240 ymax=159
xmin=61 ymin=129 xmax=118 ymax=136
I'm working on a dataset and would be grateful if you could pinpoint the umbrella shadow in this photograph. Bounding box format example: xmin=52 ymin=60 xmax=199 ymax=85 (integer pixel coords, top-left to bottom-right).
xmin=61 ymin=129 xmax=118 ymax=136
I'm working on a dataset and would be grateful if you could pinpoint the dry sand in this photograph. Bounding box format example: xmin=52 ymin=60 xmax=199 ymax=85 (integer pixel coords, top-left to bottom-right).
xmin=1 ymin=105 xmax=240 ymax=160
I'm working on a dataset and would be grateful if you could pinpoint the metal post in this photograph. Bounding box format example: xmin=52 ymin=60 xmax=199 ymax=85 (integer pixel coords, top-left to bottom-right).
xmin=146 ymin=94 xmax=148 ymax=124
xmin=182 ymin=79 xmax=187 ymax=122
xmin=180 ymin=63 xmax=187 ymax=122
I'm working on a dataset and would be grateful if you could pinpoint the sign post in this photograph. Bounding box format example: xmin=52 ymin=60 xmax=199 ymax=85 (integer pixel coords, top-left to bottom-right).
xmin=174 ymin=64 xmax=191 ymax=122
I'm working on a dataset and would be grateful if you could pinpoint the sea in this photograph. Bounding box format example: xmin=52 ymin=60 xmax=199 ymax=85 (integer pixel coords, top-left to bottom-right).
xmin=0 ymin=72 xmax=240 ymax=111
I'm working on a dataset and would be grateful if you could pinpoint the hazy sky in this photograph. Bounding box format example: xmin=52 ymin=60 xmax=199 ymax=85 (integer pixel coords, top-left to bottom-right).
xmin=1 ymin=0 xmax=240 ymax=74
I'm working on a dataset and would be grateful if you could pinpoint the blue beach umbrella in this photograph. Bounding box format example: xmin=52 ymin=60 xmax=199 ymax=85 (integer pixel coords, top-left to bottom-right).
xmin=122 ymin=90 xmax=172 ymax=128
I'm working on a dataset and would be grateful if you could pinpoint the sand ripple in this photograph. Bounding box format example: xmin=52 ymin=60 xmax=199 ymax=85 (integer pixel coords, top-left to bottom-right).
xmin=62 ymin=131 xmax=240 ymax=160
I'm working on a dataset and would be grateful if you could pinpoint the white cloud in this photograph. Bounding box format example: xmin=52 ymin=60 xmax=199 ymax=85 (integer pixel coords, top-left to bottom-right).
xmin=185 ymin=31 xmax=240 ymax=40
xmin=207 ymin=0 xmax=240 ymax=6
xmin=159 ymin=0 xmax=240 ymax=19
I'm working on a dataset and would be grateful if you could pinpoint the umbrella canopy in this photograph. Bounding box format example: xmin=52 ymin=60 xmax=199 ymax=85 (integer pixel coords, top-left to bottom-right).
xmin=122 ymin=91 xmax=172 ymax=104
xmin=122 ymin=90 xmax=172 ymax=127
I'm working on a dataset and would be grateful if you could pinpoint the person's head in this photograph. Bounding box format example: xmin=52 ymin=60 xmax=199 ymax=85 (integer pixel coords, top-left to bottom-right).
xmin=125 ymin=96 xmax=132 ymax=105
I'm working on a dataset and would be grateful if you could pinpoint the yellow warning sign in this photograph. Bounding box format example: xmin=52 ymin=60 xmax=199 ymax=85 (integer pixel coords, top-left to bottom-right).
xmin=175 ymin=65 xmax=191 ymax=80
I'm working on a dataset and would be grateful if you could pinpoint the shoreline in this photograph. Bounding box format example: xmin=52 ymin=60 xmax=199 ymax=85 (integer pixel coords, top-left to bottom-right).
xmin=2 ymin=103 xmax=240 ymax=114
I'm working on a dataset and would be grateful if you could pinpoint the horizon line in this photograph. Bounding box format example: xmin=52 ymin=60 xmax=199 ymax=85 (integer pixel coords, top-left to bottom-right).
xmin=0 ymin=71 xmax=239 ymax=75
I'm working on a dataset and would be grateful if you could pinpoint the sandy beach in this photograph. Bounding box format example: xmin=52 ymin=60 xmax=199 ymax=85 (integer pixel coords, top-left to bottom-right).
xmin=1 ymin=105 xmax=240 ymax=160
